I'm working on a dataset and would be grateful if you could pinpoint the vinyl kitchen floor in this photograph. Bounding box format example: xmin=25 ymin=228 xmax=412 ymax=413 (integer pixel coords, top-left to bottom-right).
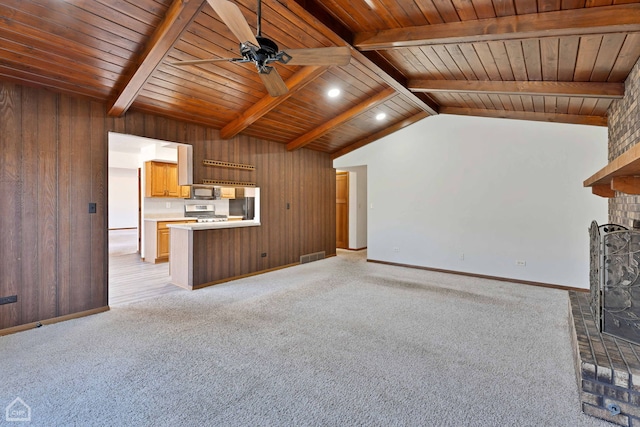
xmin=109 ymin=229 xmax=185 ymax=306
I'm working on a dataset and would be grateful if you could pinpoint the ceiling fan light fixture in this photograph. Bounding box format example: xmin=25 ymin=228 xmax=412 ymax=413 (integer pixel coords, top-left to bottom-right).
xmin=327 ymin=88 xmax=341 ymax=98
xmin=176 ymin=0 xmax=351 ymax=97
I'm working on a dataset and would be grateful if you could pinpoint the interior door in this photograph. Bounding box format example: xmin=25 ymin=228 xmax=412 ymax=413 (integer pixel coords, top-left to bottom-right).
xmin=336 ymin=171 xmax=349 ymax=249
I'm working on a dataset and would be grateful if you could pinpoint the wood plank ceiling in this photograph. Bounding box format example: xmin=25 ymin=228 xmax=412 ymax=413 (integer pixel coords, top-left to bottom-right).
xmin=0 ymin=0 xmax=638 ymax=158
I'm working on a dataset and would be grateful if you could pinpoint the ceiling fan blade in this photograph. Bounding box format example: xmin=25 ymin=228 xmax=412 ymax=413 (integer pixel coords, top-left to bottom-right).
xmin=207 ymin=0 xmax=259 ymax=46
xmin=284 ymin=47 xmax=351 ymax=66
xmin=170 ymin=58 xmax=236 ymax=66
xmin=259 ymin=69 xmax=289 ymax=97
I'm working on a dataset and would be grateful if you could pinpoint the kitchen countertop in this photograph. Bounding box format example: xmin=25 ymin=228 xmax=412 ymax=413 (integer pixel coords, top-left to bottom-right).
xmin=167 ymin=220 xmax=260 ymax=230
xmin=144 ymin=216 xmax=193 ymax=222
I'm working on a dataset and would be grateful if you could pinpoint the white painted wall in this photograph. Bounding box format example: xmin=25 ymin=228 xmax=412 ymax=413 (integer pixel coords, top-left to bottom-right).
xmin=108 ymin=168 xmax=138 ymax=229
xmin=334 ymin=114 xmax=608 ymax=288
xmin=109 ymin=151 xmax=139 ymax=169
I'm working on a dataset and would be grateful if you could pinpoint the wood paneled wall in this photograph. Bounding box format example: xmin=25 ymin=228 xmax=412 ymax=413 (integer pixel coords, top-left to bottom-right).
xmin=0 ymin=84 xmax=108 ymax=330
xmin=192 ymin=147 xmax=336 ymax=286
xmin=0 ymin=81 xmax=336 ymax=331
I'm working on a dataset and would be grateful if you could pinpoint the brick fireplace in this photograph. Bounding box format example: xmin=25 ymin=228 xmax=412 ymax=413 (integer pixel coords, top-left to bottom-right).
xmin=570 ymin=54 xmax=640 ymax=425
xmin=570 ymin=291 xmax=640 ymax=425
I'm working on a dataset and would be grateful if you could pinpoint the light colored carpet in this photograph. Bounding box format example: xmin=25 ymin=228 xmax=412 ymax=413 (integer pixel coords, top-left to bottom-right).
xmin=0 ymin=251 xmax=613 ymax=426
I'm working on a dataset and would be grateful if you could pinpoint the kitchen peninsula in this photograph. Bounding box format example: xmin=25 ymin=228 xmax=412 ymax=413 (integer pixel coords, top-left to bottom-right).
xmin=168 ymin=189 xmax=261 ymax=290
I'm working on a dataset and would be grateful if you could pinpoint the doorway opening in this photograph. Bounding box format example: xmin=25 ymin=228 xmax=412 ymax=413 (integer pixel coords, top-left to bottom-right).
xmin=335 ymin=166 xmax=368 ymax=252
xmin=107 ymin=132 xmax=189 ymax=305
xmin=336 ymin=171 xmax=349 ymax=249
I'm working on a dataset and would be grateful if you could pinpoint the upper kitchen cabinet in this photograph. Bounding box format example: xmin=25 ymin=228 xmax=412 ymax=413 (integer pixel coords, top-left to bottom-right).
xmin=180 ymin=185 xmax=191 ymax=199
xmin=145 ymin=161 xmax=180 ymax=198
xmin=220 ymin=187 xmax=236 ymax=199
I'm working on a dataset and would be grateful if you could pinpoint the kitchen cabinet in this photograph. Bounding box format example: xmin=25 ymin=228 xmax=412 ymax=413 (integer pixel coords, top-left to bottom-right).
xmin=180 ymin=185 xmax=191 ymax=198
xmin=145 ymin=161 xmax=182 ymax=198
xmin=157 ymin=223 xmax=172 ymax=260
xmin=221 ymin=187 xmax=236 ymax=199
xmin=144 ymin=219 xmax=197 ymax=263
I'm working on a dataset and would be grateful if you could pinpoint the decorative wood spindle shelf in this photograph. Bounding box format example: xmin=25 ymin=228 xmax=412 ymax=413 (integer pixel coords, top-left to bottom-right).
xmin=203 ymin=159 xmax=255 ymax=170
xmin=202 ymin=179 xmax=256 ymax=187
xmin=584 ymin=143 xmax=640 ymax=198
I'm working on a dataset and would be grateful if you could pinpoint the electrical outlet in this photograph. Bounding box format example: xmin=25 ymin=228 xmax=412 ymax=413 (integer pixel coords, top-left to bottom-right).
xmin=516 ymin=260 xmax=526 ymax=266
xmin=166 ymin=202 xmax=171 ymax=209
xmin=459 ymin=253 xmax=464 ymax=260
xmin=393 ymin=247 xmax=400 ymax=252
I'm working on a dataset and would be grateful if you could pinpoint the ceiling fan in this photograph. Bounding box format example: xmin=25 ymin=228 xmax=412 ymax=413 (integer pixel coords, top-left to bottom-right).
xmin=171 ymin=0 xmax=351 ymax=97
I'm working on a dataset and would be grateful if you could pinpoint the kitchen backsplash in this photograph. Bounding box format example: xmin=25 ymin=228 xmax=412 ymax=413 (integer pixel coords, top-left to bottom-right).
xmin=144 ymin=198 xmax=185 ymax=216
xmin=144 ymin=198 xmax=230 ymax=217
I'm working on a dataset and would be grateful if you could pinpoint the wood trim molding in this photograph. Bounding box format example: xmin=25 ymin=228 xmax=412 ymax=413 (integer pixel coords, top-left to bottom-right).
xmin=287 ymin=87 xmax=397 ymax=151
xmin=440 ymin=106 xmax=608 ymax=127
xmin=0 ymin=306 xmax=110 ymax=337
xmin=353 ymin=4 xmax=640 ymax=50
xmin=408 ymin=80 xmax=625 ymax=99
xmin=108 ymin=0 xmax=206 ymax=116
xmin=367 ymin=259 xmax=589 ymax=293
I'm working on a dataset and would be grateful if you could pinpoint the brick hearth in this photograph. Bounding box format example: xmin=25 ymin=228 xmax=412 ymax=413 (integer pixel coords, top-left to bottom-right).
xmin=569 ymin=291 xmax=640 ymax=426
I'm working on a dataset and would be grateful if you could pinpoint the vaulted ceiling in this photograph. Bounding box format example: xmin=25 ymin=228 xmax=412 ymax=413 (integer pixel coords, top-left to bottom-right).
xmin=1 ymin=0 xmax=638 ymax=158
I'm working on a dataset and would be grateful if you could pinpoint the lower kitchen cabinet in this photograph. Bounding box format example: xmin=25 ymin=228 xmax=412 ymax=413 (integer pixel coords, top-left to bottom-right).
xmin=144 ymin=219 xmax=196 ymax=263
xmin=157 ymin=223 xmax=171 ymax=259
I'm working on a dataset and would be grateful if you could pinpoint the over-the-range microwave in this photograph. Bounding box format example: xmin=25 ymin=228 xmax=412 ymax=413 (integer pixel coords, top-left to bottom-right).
xmin=189 ymin=184 xmax=221 ymax=200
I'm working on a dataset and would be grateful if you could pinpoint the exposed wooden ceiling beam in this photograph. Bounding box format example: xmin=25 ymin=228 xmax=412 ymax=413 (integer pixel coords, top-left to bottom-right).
xmin=331 ymin=111 xmax=430 ymax=160
xmin=284 ymin=0 xmax=437 ymax=115
xmin=440 ymin=106 xmax=608 ymax=127
xmin=108 ymin=0 xmax=206 ymax=117
xmin=353 ymin=4 xmax=640 ymax=50
xmin=287 ymin=87 xmax=397 ymax=151
xmin=359 ymin=51 xmax=438 ymax=115
xmin=220 ymin=66 xmax=327 ymax=139
xmin=409 ymin=80 xmax=625 ymax=99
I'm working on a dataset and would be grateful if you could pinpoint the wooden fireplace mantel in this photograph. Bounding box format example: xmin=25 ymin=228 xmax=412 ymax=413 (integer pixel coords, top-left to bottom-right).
xmin=584 ymin=143 xmax=640 ymax=198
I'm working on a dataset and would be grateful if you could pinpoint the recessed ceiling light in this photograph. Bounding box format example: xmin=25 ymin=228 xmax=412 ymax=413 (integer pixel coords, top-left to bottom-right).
xmin=327 ymin=88 xmax=341 ymax=98
xmin=376 ymin=112 xmax=387 ymax=121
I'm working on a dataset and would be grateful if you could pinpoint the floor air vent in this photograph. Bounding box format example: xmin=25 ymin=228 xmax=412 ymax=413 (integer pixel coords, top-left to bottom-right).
xmin=300 ymin=251 xmax=326 ymax=264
